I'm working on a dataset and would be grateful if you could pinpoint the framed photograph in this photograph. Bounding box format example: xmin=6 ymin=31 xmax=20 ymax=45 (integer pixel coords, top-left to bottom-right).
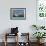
xmin=36 ymin=0 xmax=46 ymax=26
xmin=10 ymin=8 xmax=26 ymax=20
xmin=37 ymin=0 xmax=46 ymax=18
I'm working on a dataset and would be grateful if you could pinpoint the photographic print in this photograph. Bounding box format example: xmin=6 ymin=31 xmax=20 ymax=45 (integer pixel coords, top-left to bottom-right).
xmin=37 ymin=0 xmax=46 ymax=18
xmin=10 ymin=8 xmax=26 ymax=20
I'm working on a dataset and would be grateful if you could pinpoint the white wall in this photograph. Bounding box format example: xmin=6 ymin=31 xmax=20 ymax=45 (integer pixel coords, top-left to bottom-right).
xmin=0 ymin=0 xmax=37 ymax=42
